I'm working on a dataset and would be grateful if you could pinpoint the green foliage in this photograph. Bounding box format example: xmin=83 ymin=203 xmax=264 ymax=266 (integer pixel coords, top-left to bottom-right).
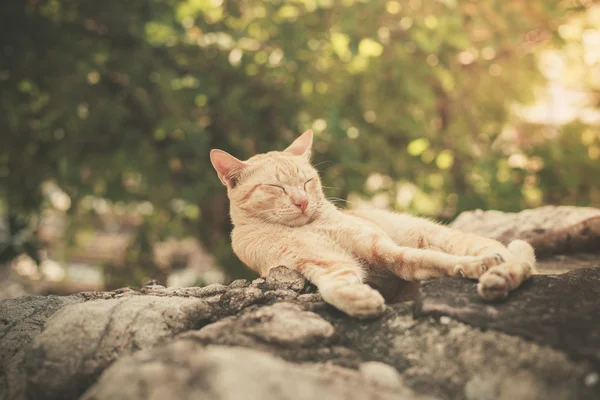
xmin=1 ymin=0 xmax=598 ymax=280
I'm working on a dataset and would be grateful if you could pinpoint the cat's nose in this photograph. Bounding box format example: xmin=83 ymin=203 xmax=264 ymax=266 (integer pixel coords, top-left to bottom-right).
xmin=292 ymin=197 xmax=308 ymax=212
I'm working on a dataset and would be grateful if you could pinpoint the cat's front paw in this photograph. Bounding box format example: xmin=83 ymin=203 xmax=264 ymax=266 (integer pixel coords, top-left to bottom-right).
xmin=320 ymin=283 xmax=385 ymax=318
xmin=452 ymin=253 xmax=504 ymax=279
xmin=477 ymin=262 xmax=533 ymax=300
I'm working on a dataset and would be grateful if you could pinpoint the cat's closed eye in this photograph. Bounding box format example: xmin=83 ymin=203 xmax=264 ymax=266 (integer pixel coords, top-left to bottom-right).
xmin=263 ymin=184 xmax=287 ymax=194
xmin=304 ymin=177 xmax=315 ymax=191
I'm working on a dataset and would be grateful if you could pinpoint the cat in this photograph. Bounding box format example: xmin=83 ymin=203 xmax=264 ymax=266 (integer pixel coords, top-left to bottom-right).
xmin=210 ymin=130 xmax=536 ymax=317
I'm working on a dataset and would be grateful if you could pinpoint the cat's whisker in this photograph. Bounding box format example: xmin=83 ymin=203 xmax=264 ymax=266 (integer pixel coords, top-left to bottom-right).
xmin=268 ymin=215 xmax=287 ymax=225
xmin=251 ymin=208 xmax=282 ymax=219
xmin=253 ymin=207 xmax=280 ymax=215
xmin=312 ymin=160 xmax=332 ymax=168
xmin=327 ymin=197 xmax=353 ymax=205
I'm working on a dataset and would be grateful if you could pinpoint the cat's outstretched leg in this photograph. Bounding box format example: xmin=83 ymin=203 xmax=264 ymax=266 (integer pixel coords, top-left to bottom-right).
xmin=415 ymin=226 xmax=536 ymax=300
xmin=369 ymin=239 xmax=505 ymax=281
xmin=405 ymin=219 xmax=536 ymax=300
xmin=297 ymin=258 xmax=385 ymax=318
xmin=332 ymin=224 xmax=505 ymax=281
xmin=341 ymin=211 xmax=506 ymax=280
xmin=344 ymin=209 xmax=535 ymax=300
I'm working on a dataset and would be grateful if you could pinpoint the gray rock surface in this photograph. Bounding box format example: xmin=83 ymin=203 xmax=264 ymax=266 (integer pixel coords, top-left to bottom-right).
xmin=450 ymin=206 xmax=600 ymax=256
xmin=316 ymin=303 xmax=599 ymax=399
xmin=81 ymin=292 xmax=600 ymax=400
xmin=0 ymin=294 xmax=83 ymax=400
xmin=26 ymin=296 xmax=212 ymax=400
xmin=190 ymin=302 xmax=335 ymax=347
xmin=536 ymin=253 xmax=600 ymax=274
xmin=414 ymin=267 xmax=600 ymax=368
xmin=82 ymin=344 xmax=432 ymax=400
xmin=0 ymin=257 xmax=598 ymax=400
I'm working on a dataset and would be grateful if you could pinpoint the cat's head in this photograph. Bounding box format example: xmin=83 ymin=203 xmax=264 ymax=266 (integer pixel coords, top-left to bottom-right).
xmin=210 ymin=130 xmax=325 ymax=227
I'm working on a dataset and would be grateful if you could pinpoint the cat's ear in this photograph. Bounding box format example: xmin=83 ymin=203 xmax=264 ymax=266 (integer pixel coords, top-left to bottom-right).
xmin=210 ymin=149 xmax=248 ymax=188
xmin=284 ymin=129 xmax=313 ymax=158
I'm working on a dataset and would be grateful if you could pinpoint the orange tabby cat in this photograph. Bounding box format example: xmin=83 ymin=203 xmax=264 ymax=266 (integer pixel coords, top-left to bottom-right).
xmin=210 ymin=130 xmax=535 ymax=317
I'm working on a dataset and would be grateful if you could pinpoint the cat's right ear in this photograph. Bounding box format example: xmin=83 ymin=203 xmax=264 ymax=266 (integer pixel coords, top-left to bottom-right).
xmin=210 ymin=149 xmax=247 ymax=188
xmin=284 ymin=129 xmax=313 ymax=158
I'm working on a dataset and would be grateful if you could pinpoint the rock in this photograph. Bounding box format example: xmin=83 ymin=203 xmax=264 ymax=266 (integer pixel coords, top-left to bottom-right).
xmin=537 ymin=253 xmax=600 ymax=274
xmin=160 ymin=283 xmax=228 ymax=297
xmin=263 ymin=289 xmax=299 ymax=302
xmin=1 ymin=257 xmax=599 ymax=400
xmin=250 ymin=277 xmax=265 ymax=286
xmin=464 ymin=372 xmax=546 ymax=400
xmin=25 ymin=296 xmax=212 ymax=400
xmin=449 ymin=206 xmax=600 ymax=256
xmin=414 ymin=267 xmax=600 ymax=368
xmin=189 ymin=302 xmax=334 ymax=347
xmin=0 ymin=295 xmax=82 ymax=400
xmin=264 ymin=265 xmax=308 ymax=291
xmin=228 ymin=279 xmax=250 ymax=288
xmin=312 ymin=297 xmax=600 ymax=400
xmin=585 ymin=372 xmax=600 ymax=387
xmin=214 ymin=287 xmax=264 ymax=316
xmin=82 ymin=344 xmax=429 ymax=400
xmin=297 ymin=293 xmax=323 ymax=302
xmin=393 ymin=310 xmax=598 ymax=399
xmin=359 ymin=361 xmax=404 ymax=389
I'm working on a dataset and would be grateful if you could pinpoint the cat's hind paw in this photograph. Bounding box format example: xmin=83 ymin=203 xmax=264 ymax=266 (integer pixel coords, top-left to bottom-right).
xmin=321 ymin=283 xmax=385 ymax=318
xmin=477 ymin=267 xmax=511 ymax=300
xmin=452 ymin=253 xmax=504 ymax=279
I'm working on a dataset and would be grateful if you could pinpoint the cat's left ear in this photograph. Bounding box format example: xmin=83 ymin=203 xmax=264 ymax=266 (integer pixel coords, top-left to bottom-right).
xmin=284 ymin=130 xmax=313 ymax=159
xmin=210 ymin=149 xmax=248 ymax=188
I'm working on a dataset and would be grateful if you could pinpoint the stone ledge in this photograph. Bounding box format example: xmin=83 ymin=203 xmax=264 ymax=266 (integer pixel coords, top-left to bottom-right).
xmin=0 ymin=255 xmax=598 ymax=400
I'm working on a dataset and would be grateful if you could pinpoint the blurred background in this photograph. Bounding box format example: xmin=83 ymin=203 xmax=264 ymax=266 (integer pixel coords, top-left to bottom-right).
xmin=1 ymin=0 xmax=599 ymax=298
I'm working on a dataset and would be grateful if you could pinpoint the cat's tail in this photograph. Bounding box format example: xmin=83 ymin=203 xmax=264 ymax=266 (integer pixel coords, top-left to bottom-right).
xmin=507 ymin=239 xmax=536 ymax=273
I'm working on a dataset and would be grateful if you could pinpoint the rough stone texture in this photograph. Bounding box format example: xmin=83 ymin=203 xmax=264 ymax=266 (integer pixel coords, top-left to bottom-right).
xmin=359 ymin=361 xmax=406 ymax=389
xmin=0 ymin=257 xmax=597 ymax=400
xmin=80 ymin=295 xmax=600 ymax=400
xmin=264 ymin=265 xmax=309 ymax=291
xmin=537 ymin=253 xmax=600 ymax=274
xmin=82 ymin=344 xmax=432 ymax=400
xmin=0 ymin=295 xmax=83 ymax=400
xmin=25 ymin=296 xmax=212 ymax=400
xmin=0 ymin=206 xmax=599 ymax=400
xmin=414 ymin=267 xmax=600 ymax=368
xmin=318 ymin=302 xmax=599 ymax=400
xmin=190 ymin=303 xmax=335 ymax=347
xmin=450 ymin=206 xmax=600 ymax=256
